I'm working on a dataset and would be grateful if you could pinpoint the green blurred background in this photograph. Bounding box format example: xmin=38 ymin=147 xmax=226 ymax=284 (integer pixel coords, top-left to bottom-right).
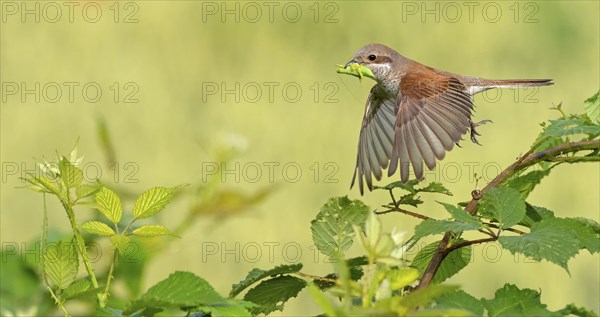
xmin=1 ymin=1 xmax=598 ymax=315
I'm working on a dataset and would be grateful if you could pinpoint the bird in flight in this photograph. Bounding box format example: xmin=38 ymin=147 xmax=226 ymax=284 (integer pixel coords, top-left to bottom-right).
xmin=343 ymin=43 xmax=553 ymax=194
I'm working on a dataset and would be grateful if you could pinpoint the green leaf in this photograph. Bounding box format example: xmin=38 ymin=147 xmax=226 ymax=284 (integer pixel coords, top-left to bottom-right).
xmin=96 ymin=186 xmax=123 ymax=224
xmin=81 ymin=221 xmax=115 ymax=236
xmin=567 ymin=217 xmax=600 ymax=254
xmin=43 ymin=240 xmax=79 ymax=289
xmin=125 ymin=271 xmax=242 ymax=315
xmin=62 ymin=278 xmax=95 ymax=300
xmin=133 ymin=186 xmax=184 ymax=219
xmin=110 ymin=235 xmax=131 ymax=255
xmin=440 ymin=203 xmax=483 ymax=227
xmin=375 ymin=179 xmax=420 ymax=192
xmin=24 ymin=176 xmax=60 ymax=196
xmin=499 ymin=218 xmax=580 ymax=272
xmin=132 ymin=225 xmax=177 ymax=237
xmin=386 ymin=268 xmax=420 ymax=290
xmin=584 ymin=90 xmax=600 ymax=124
xmin=483 ymin=284 xmax=561 ymax=317
xmin=520 ymin=204 xmax=555 ymax=227
xmin=479 ymin=187 xmax=526 ymax=229
xmin=550 ymin=217 xmax=599 ymax=254
xmin=413 ymin=219 xmax=481 ymax=241
xmin=379 ymin=284 xmax=458 ymax=313
xmin=435 ymin=290 xmax=484 ymax=316
xmin=196 ymin=300 xmax=253 ymax=317
xmin=96 ymin=306 xmax=124 ymax=317
xmin=417 ymin=182 xmax=453 ymax=196
xmin=557 ymin=303 xmax=599 ymax=317
xmin=310 ymin=196 xmax=369 ymax=257
xmin=313 ymin=257 xmax=366 ymax=290
xmin=59 ymin=158 xmax=83 ymax=188
xmin=505 ymin=170 xmax=551 ymax=200
xmin=229 ymin=264 xmax=303 ymax=298
xmin=375 ymin=181 xmax=452 ymax=208
xmin=545 ymin=118 xmax=600 ymax=137
xmin=411 ymin=240 xmax=471 ymax=283
xmin=243 ymin=275 xmax=307 ymax=315
xmin=76 ymin=182 xmax=101 ymax=199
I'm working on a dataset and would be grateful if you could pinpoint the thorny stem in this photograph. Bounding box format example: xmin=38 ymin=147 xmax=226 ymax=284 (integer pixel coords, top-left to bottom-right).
xmin=47 ymin=286 xmax=71 ymax=317
xmin=101 ymin=251 xmax=118 ymax=304
xmin=415 ymin=139 xmax=599 ymax=290
xmin=60 ymin=198 xmax=103 ymax=306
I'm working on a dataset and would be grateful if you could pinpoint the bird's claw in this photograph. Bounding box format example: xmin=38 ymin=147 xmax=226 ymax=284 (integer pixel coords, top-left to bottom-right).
xmin=469 ymin=120 xmax=493 ymax=145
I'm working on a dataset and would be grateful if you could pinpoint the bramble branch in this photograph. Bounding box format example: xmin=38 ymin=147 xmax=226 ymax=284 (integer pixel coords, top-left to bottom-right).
xmin=415 ymin=139 xmax=599 ymax=290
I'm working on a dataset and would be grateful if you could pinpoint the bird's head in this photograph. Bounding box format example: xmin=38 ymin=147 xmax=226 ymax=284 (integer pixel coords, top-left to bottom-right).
xmin=345 ymin=43 xmax=400 ymax=80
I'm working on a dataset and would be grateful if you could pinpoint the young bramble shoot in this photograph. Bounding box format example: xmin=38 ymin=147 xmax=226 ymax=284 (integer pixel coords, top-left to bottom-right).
xmin=336 ymin=63 xmax=376 ymax=81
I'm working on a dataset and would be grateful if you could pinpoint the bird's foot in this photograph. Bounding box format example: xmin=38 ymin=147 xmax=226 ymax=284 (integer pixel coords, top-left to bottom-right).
xmin=469 ymin=120 xmax=493 ymax=145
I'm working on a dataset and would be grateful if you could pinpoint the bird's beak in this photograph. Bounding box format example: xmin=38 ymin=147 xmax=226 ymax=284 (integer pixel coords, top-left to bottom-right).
xmin=344 ymin=59 xmax=357 ymax=68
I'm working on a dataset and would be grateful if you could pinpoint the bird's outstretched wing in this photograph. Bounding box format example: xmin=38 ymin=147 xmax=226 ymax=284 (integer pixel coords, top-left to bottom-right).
xmin=351 ymin=86 xmax=397 ymax=195
xmin=390 ymin=70 xmax=475 ymax=182
xmin=352 ymin=70 xmax=475 ymax=194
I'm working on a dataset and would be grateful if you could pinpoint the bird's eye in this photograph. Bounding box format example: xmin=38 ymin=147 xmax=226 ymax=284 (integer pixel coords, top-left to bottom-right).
xmin=368 ymin=54 xmax=377 ymax=61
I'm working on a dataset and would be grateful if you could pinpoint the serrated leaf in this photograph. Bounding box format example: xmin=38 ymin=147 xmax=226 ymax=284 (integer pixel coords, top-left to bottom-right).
xmin=132 ymin=225 xmax=177 ymax=237
xmin=413 ymin=219 xmax=481 ymax=241
xmin=584 ymin=90 xmax=600 ymax=124
xmin=411 ymin=240 xmax=471 ymax=283
xmin=435 ymin=290 xmax=484 ymax=316
xmin=229 ymin=264 xmax=303 ymax=298
xmin=483 ymin=284 xmax=560 ymax=317
xmin=59 ymin=158 xmax=83 ymax=188
xmin=479 ymin=187 xmax=526 ymax=229
xmin=505 ymin=170 xmax=551 ymax=200
xmin=313 ymin=257 xmax=366 ymax=290
xmin=499 ymin=218 xmax=580 ymax=272
xmin=551 ymin=217 xmax=599 ymax=254
xmin=310 ymin=196 xmax=369 ymax=257
xmin=374 ymin=179 xmax=420 ymax=192
xmin=386 ymin=268 xmax=420 ymax=290
xmin=197 ymin=300 xmax=254 ymax=317
xmin=125 ymin=271 xmax=237 ymax=315
xmin=76 ymin=183 xmax=101 ymax=199
xmin=133 ymin=186 xmax=184 ymax=219
xmin=417 ymin=182 xmax=453 ymax=196
xmin=378 ymin=284 xmax=459 ymax=313
xmin=243 ymin=275 xmax=306 ymax=315
xmin=398 ymin=193 xmax=424 ymax=207
xmin=440 ymin=203 xmax=483 ymax=227
xmin=567 ymin=217 xmax=600 ymax=254
xmin=545 ymin=118 xmax=600 ymax=137
xmin=43 ymin=240 xmax=79 ymax=289
xmin=81 ymin=221 xmax=115 ymax=236
xmin=557 ymin=303 xmax=599 ymax=317
xmin=520 ymin=204 xmax=555 ymax=227
xmin=96 ymin=186 xmax=122 ymax=224
xmin=96 ymin=306 xmax=124 ymax=317
xmin=62 ymin=278 xmax=101 ymax=300
xmin=110 ymin=235 xmax=131 ymax=255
